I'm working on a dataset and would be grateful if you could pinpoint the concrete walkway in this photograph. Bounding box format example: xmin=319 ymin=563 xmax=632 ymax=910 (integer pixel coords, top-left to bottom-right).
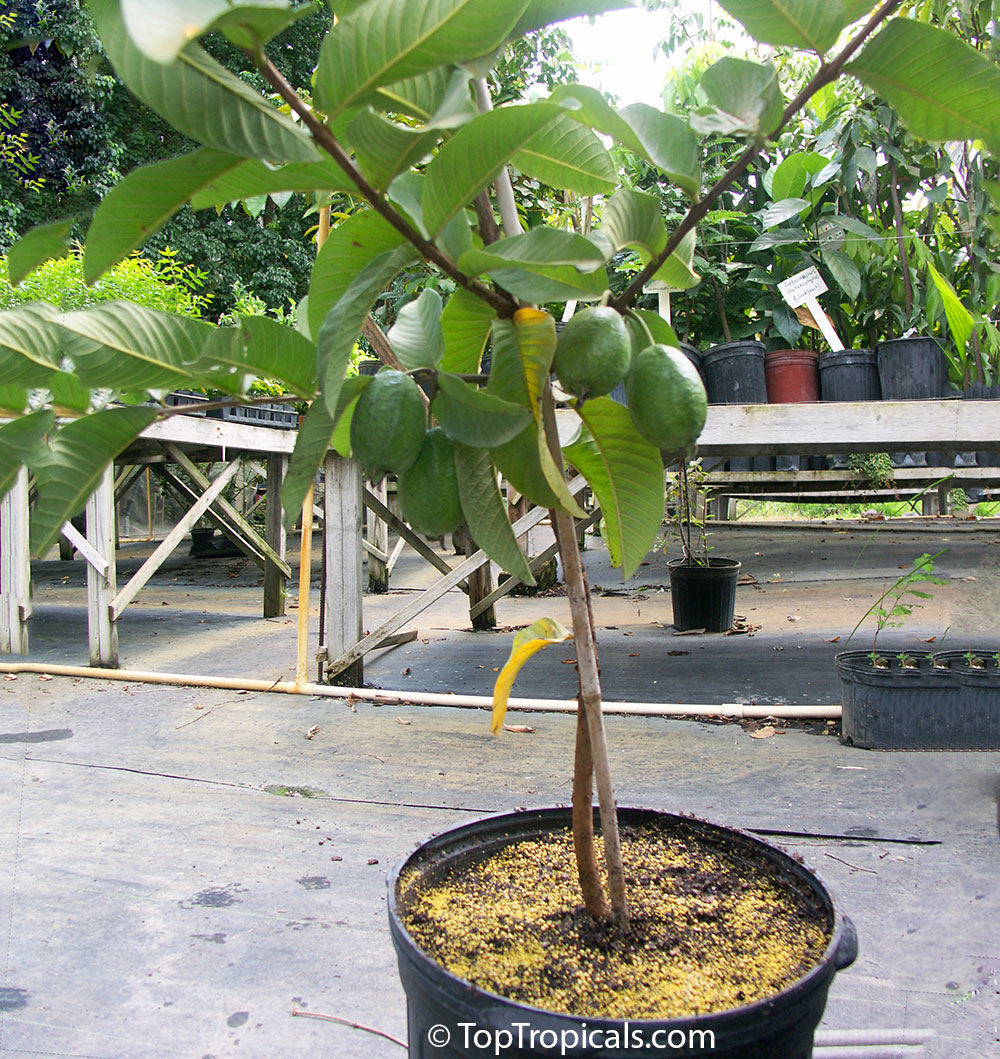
xmin=1 ymin=518 xmax=998 ymax=1057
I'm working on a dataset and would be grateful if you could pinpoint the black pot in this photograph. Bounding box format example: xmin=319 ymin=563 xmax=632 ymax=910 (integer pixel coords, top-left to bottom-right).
xmin=874 ymin=337 xmax=950 ymax=400
xmin=817 ymin=349 xmax=880 ymax=402
xmin=189 ymin=526 xmax=217 ymax=557
xmin=388 ymin=807 xmax=857 ymax=1059
xmin=701 ymin=341 xmax=767 ymax=405
xmin=963 ymin=381 xmax=1000 ymax=467
xmin=930 ymin=650 xmax=1000 ymax=750
xmin=667 ymin=557 xmax=741 ymax=632
xmin=836 ymin=650 xmax=965 ymax=749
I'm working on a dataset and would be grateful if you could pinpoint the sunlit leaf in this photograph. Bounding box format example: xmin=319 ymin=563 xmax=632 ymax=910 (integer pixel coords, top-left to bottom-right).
xmin=512 ymin=114 xmax=616 ymax=196
xmin=7 ymin=218 xmax=76 ymax=285
xmin=690 ymin=57 xmax=783 ymax=139
xmin=490 ymin=617 xmax=571 ymax=734
xmin=31 ymin=406 xmax=158 ymax=556
xmin=565 ymin=397 xmax=665 ymax=578
xmin=512 ymin=308 xmax=556 ymax=419
xmin=718 ymin=0 xmax=854 ymax=54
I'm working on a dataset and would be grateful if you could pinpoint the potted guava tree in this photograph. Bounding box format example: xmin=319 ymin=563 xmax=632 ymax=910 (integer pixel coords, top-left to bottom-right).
xmin=3 ymin=0 xmax=998 ymax=1054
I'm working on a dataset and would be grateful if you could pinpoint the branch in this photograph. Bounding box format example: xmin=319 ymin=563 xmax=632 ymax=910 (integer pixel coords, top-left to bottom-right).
xmin=613 ymin=0 xmax=905 ymax=311
xmin=257 ymin=58 xmax=516 ymax=317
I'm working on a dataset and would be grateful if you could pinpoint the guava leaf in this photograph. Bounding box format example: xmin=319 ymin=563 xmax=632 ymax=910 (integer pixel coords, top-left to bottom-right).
xmin=388 ymin=289 xmax=445 ymax=370
xmin=454 ymin=442 xmax=535 ymax=590
xmin=565 ymin=397 xmax=665 ymax=579
xmin=848 ymin=19 xmax=1000 ymax=149
xmin=718 ymin=0 xmax=854 ymax=54
xmin=512 ymin=308 xmax=557 ymax=419
xmin=511 ymin=114 xmax=616 ymax=196
xmin=619 ymin=104 xmax=701 ymax=198
xmin=433 ymin=372 xmax=531 ymax=447
xmin=0 ymin=410 xmax=55 ymax=503
xmin=202 ymin=315 xmax=317 ymax=398
xmin=189 ymin=157 xmax=354 ymax=209
xmin=7 ymin=218 xmax=76 ymax=285
xmin=30 ymin=407 xmax=158 ymax=556
xmin=690 ymin=57 xmax=783 ymax=139
xmin=760 ymin=197 xmax=809 ymax=230
xmin=490 ymin=617 xmax=572 ymax=734
xmin=347 ymin=109 xmax=440 ymax=190
xmin=440 ymin=287 xmax=495 ymax=375
xmin=315 ymin=0 xmax=528 ymax=118
xmin=85 ymin=148 xmax=243 ymax=283
xmin=281 ymin=400 xmax=336 ymax=527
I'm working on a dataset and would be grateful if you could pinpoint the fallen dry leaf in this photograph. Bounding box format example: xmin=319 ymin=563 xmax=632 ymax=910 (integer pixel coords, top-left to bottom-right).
xmin=305 ymin=725 xmax=320 ymax=740
xmin=503 ymin=724 xmax=535 ymax=734
xmin=395 ymin=717 xmax=412 ymax=726
xmin=824 ymin=636 xmax=841 ymax=643
xmin=38 ymin=674 xmax=53 ymax=681
xmin=628 ymin=653 xmax=640 ymax=657
xmin=401 ymin=667 xmax=411 ymax=676
xmin=561 ymin=658 xmax=577 ymax=664
xmin=920 ymin=637 xmax=937 ymax=643
xmin=750 ymin=725 xmax=776 ymax=739
xmin=3 ymin=674 xmax=17 ymax=681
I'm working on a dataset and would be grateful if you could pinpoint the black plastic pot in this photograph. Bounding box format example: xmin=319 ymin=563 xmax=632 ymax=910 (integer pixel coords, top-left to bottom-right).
xmin=836 ymin=650 xmax=966 ymax=750
xmin=701 ymin=341 xmax=767 ymax=405
xmin=964 ymin=380 xmax=1000 ymax=467
xmin=667 ymin=557 xmax=741 ymax=632
xmin=388 ymin=807 xmax=857 ymax=1059
xmin=874 ymin=337 xmax=950 ymax=400
xmin=189 ymin=527 xmax=217 ymax=557
xmin=817 ymin=349 xmax=880 ymax=402
xmin=931 ymin=650 xmax=1000 ymax=750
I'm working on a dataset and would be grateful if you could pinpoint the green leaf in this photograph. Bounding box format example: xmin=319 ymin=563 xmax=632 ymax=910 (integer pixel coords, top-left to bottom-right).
xmin=60 ymin=302 xmax=216 ymax=392
xmin=308 ymin=210 xmax=407 ymax=337
xmin=315 ymin=0 xmax=529 ymax=118
xmin=454 ymin=442 xmax=534 ymax=585
xmin=85 ymin=148 xmax=243 ymax=283
xmin=718 ymin=0 xmax=852 ymax=54
xmin=30 ymin=406 xmax=158 ymax=556
xmin=329 ymin=376 xmax=370 ymax=457
xmin=511 ymin=0 xmax=632 ymax=36
xmin=0 ymin=303 xmax=69 ymax=387
xmin=347 ymin=109 xmax=440 ymax=190
xmin=373 ymin=67 xmax=467 ymax=122
xmin=204 ymin=316 xmax=318 ymax=397
xmin=7 ymin=217 xmax=76 ymax=285
xmin=648 ymin=229 xmax=699 ymax=291
xmin=624 ymin=308 xmax=679 ymax=354
xmin=120 ymin=0 xmax=314 ymax=62
xmin=822 ymin=248 xmax=861 ymax=302
xmin=565 ymin=397 xmax=665 ymax=579
xmin=690 ymin=57 xmax=783 ymax=139
xmin=317 ymin=244 xmax=418 ymax=414
xmin=436 ymin=209 xmax=476 ymax=273
xmin=925 ymin=260 xmax=973 ymax=361
xmin=619 ymin=104 xmax=701 ymax=198
xmin=549 ymin=84 xmax=650 ymax=158
xmin=48 ymin=371 xmax=94 ymax=413
xmin=458 ymin=227 xmax=609 ymax=301
xmin=281 ymin=400 xmax=336 ymax=527
xmin=91 ymin=0 xmax=319 ymax=163
xmin=433 ymin=372 xmax=531 ymax=446
xmin=441 ymin=287 xmax=495 ymax=375
xmin=760 ymin=197 xmax=809 ymax=229
xmin=0 ymin=410 xmax=55 ymax=502
xmin=749 ymin=227 xmax=805 ymax=253
xmin=421 ymin=102 xmax=563 ymax=235
xmin=847 ymin=19 xmax=1000 ymax=149
xmin=0 ymin=386 xmax=28 ymax=414
xmin=591 ymin=188 xmax=665 ymax=262
xmin=511 ymin=114 xmax=616 ymax=196
xmin=189 ymin=157 xmax=353 ymax=209
xmin=770 ymin=151 xmax=828 ymax=201
xmin=388 ymin=289 xmax=445 ymax=369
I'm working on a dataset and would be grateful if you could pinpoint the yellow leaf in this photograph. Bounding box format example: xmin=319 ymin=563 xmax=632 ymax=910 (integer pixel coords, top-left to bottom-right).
xmin=513 ymin=308 xmax=557 ymax=422
xmin=491 ymin=617 xmax=572 ymax=734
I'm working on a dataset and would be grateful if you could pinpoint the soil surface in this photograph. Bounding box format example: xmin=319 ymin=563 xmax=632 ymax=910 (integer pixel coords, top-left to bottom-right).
xmin=400 ymin=819 xmax=831 ymax=1019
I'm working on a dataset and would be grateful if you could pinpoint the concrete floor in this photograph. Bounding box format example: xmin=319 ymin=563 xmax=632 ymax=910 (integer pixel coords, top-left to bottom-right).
xmin=1 ymin=518 xmax=999 ymax=1057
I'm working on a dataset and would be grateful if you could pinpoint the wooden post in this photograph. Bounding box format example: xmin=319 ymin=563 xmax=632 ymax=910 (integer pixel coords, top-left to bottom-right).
xmin=263 ymin=454 xmax=288 ymax=617
xmin=87 ymin=464 xmax=119 ymax=668
xmin=367 ymin=478 xmax=390 ymax=593
xmin=0 ymin=466 xmax=31 ymax=654
xmin=323 ymin=453 xmax=364 ymax=686
xmin=463 ymin=525 xmax=497 ymax=631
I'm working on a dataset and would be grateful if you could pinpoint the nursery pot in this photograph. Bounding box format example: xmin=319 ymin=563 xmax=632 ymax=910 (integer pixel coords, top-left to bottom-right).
xmin=388 ymin=807 xmax=857 ymax=1059
xmin=701 ymin=341 xmax=767 ymax=405
xmin=189 ymin=526 xmax=217 ymax=557
xmin=836 ymin=650 xmax=965 ymax=750
xmin=764 ymin=349 xmax=819 ymax=404
xmin=667 ymin=557 xmax=741 ymax=632
xmin=817 ymin=349 xmax=881 ymax=402
xmin=930 ymin=651 xmax=1000 ymax=750
xmin=874 ymin=337 xmax=950 ymax=400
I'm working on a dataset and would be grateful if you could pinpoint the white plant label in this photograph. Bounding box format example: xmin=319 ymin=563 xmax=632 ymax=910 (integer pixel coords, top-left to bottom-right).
xmin=778 ymin=266 xmax=828 ymax=308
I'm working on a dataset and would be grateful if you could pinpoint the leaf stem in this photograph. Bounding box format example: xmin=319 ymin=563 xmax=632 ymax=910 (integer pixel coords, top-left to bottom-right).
xmin=255 ymin=58 xmax=516 ymax=317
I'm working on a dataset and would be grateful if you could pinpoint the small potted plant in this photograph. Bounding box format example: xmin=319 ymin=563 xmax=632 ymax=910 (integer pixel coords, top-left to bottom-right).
xmin=664 ymin=459 xmax=742 ymax=632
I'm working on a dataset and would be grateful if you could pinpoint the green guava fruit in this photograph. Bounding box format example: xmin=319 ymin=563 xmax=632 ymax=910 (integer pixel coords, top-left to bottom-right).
xmin=397 ymin=428 xmax=463 ymax=537
xmin=349 ymin=370 xmax=425 ymax=480
xmin=553 ymin=306 xmax=631 ymax=400
xmin=625 ymin=344 xmax=708 ymax=452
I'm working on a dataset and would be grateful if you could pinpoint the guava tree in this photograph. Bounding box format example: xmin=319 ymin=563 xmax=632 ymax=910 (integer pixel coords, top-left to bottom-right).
xmin=4 ymin=0 xmax=1000 ymax=923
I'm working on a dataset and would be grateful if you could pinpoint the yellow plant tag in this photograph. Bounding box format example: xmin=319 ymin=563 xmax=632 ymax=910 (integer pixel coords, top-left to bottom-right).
xmin=490 ymin=617 xmax=572 ymax=735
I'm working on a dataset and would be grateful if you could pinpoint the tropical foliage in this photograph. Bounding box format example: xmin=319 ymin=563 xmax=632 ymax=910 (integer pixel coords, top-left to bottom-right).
xmin=5 ymin=0 xmax=1000 ymax=920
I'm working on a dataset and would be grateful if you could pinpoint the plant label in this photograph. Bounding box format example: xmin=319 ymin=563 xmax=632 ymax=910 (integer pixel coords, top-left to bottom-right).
xmin=778 ymin=266 xmax=828 ymax=307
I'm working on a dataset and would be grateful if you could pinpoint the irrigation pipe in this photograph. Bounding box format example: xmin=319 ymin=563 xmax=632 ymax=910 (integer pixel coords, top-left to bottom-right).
xmin=0 ymin=661 xmax=841 ymax=720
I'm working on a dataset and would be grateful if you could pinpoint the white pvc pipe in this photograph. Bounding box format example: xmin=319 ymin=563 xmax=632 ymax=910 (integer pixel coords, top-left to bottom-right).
xmin=0 ymin=661 xmax=841 ymax=719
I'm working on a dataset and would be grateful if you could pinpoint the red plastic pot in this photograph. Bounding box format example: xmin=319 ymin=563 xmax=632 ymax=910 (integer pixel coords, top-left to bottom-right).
xmin=764 ymin=349 xmax=820 ymax=403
